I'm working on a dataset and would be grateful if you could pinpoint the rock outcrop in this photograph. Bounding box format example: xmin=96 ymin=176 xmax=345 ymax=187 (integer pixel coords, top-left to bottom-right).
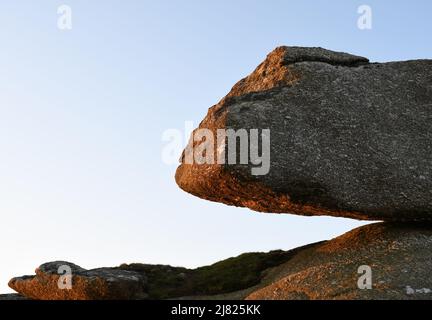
xmin=6 ymin=223 xmax=432 ymax=300
xmin=175 ymin=46 xmax=432 ymax=221
xmin=6 ymin=250 xmax=307 ymax=300
xmin=246 ymin=222 xmax=432 ymax=300
xmin=8 ymin=261 xmax=147 ymax=300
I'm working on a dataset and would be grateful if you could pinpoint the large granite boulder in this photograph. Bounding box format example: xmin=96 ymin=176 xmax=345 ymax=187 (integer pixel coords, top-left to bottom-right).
xmin=175 ymin=46 xmax=432 ymax=221
xmin=8 ymin=261 xmax=147 ymax=300
xmin=246 ymin=222 xmax=432 ymax=300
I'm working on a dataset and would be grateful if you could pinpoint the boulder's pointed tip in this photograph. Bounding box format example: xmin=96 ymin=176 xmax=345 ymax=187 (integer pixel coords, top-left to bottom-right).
xmin=8 ymin=277 xmax=20 ymax=291
xmin=174 ymin=163 xmax=185 ymax=188
xmin=7 ymin=278 xmax=15 ymax=288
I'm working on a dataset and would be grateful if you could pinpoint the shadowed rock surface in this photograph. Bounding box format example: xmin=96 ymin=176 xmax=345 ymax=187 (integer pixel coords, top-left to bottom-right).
xmin=0 ymin=294 xmax=28 ymax=300
xmin=175 ymin=46 xmax=432 ymax=221
xmin=8 ymin=261 xmax=148 ymax=300
xmin=246 ymin=222 xmax=432 ymax=300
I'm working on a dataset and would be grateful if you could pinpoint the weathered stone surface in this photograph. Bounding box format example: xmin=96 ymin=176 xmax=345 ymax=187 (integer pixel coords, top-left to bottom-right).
xmin=246 ymin=223 xmax=432 ymax=300
xmin=8 ymin=261 xmax=147 ymax=300
xmin=175 ymin=46 xmax=432 ymax=221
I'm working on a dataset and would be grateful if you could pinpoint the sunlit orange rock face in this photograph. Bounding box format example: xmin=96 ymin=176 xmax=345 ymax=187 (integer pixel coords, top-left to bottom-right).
xmin=175 ymin=46 xmax=432 ymax=221
xmin=8 ymin=261 xmax=147 ymax=300
xmin=246 ymin=223 xmax=432 ymax=300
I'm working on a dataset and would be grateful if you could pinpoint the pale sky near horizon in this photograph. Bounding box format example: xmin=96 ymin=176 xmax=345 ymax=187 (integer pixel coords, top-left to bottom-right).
xmin=0 ymin=1 xmax=431 ymax=293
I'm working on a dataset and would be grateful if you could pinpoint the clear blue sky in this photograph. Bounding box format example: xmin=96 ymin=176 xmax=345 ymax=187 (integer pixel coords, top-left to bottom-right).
xmin=0 ymin=1 xmax=431 ymax=293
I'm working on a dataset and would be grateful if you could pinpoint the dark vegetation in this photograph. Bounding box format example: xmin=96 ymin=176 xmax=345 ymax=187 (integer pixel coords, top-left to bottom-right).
xmin=118 ymin=243 xmax=323 ymax=299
